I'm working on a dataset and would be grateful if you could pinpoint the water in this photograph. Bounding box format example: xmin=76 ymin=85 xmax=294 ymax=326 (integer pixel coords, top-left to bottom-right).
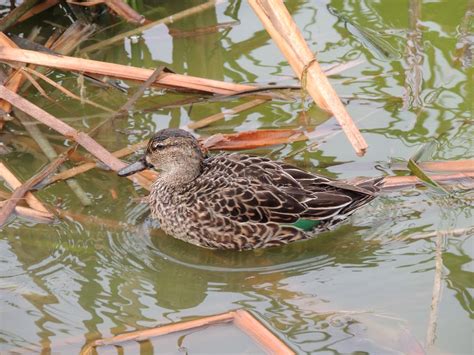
xmin=0 ymin=0 xmax=473 ymax=353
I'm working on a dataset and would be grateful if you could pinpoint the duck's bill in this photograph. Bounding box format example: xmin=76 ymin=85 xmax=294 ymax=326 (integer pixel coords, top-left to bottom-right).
xmin=117 ymin=159 xmax=148 ymax=177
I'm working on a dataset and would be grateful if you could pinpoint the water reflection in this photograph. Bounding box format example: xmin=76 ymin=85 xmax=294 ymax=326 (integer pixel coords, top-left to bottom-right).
xmin=2 ymin=190 xmax=472 ymax=352
xmin=1 ymin=219 xmax=383 ymax=351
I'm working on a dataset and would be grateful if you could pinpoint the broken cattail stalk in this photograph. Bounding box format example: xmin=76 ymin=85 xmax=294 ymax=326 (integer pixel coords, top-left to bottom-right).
xmin=16 ymin=68 xmax=54 ymax=102
xmin=0 ymin=71 xmax=22 ymax=128
xmin=116 ymin=67 xmax=165 ymax=113
xmin=0 ymin=47 xmax=255 ymax=95
xmin=49 ymin=22 xmax=96 ymax=55
xmin=248 ymin=0 xmax=368 ymax=155
xmin=14 ymin=23 xmax=98 ymax=95
xmin=0 ymin=25 xmax=97 ymax=127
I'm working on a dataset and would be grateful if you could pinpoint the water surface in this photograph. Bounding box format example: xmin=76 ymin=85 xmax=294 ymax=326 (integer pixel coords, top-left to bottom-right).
xmin=0 ymin=0 xmax=472 ymax=353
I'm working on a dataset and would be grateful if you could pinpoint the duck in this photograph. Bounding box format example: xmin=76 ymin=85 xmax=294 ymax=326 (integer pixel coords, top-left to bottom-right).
xmin=118 ymin=128 xmax=382 ymax=250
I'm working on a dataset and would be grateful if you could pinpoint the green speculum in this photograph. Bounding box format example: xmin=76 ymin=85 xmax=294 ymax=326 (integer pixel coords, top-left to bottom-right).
xmin=292 ymin=219 xmax=321 ymax=231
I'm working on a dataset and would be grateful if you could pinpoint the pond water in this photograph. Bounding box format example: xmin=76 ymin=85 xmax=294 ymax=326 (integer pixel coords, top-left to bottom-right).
xmin=1 ymin=0 xmax=472 ymax=354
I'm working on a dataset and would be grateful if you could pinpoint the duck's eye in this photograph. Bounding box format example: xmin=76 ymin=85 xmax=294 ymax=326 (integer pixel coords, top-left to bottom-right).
xmin=152 ymin=142 xmax=165 ymax=150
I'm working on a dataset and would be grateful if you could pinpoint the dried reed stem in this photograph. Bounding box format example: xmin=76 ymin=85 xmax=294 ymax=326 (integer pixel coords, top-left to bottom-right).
xmin=81 ymin=0 xmax=221 ymax=53
xmin=381 ymin=172 xmax=474 ymax=190
xmin=21 ymin=67 xmax=114 ymax=113
xmin=81 ymin=310 xmax=293 ymax=355
xmin=0 ymin=153 xmax=67 ymax=226
xmin=0 ymin=47 xmax=255 ymax=95
xmin=0 ymin=85 xmax=153 ymax=190
xmin=0 ymin=0 xmax=39 ymax=32
xmin=18 ymin=0 xmax=59 ymax=23
xmin=425 ymin=232 xmax=444 ymax=347
xmin=248 ymin=0 xmax=368 ymax=155
xmin=0 ymin=201 xmax=54 ymax=223
xmin=15 ymin=110 xmax=93 ymax=206
xmin=187 ymin=98 xmax=268 ymax=129
xmin=67 ymin=0 xmax=146 ymax=24
xmin=47 ymin=141 xmax=149 ymax=185
xmin=0 ymin=162 xmax=50 ymax=213
xmin=0 ymin=33 xmax=26 ymax=128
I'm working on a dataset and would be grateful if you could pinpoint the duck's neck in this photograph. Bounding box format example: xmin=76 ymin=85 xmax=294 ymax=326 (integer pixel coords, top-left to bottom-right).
xmin=158 ymin=161 xmax=203 ymax=189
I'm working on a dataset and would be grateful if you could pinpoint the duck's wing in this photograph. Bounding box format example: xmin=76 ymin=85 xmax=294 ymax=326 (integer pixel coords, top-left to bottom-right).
xmin=197 ymin=178 xmax=354 ymax=224
xmin=194 ymin=155 xmax=355 ymax=224
xmin=216 ymin=153 xmax=330 ymax=188
xmin=221 ymin=153 xmax=382 ymax=192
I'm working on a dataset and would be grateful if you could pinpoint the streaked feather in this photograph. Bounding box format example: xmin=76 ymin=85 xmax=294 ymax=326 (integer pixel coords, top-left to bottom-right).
xmin=149 ymin=152 xmax=382 ymax=250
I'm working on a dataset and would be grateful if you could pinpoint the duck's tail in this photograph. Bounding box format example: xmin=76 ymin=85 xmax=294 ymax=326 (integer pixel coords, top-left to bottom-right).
xmin=297 ymin=177 xmax=384 ymax=232
xmin=337 ymin=177 xmax=384 ymax=215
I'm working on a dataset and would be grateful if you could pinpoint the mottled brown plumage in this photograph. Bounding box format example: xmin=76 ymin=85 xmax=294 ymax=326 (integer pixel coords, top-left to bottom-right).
xmin=118 ymin=128 xmax=382 ymax=250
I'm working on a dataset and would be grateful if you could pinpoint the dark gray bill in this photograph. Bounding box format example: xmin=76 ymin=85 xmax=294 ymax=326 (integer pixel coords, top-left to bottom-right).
xmin=117 ymin=158 xmax=149 ymax=177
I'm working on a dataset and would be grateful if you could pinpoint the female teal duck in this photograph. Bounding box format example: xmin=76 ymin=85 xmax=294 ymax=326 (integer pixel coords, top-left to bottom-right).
xmin=118 ymin=129 xmax=382 ymax=250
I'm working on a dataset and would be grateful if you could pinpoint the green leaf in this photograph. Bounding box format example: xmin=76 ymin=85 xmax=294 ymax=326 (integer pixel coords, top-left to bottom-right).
xmin=407 ymin=159 xmax=449 ymax=194
xmin=408 ymin=140 xmax=449 ymax=194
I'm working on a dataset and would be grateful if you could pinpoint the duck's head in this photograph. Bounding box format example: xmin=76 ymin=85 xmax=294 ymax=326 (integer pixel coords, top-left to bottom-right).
xmin=118 ymin=128 xmax=205 ymax=184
